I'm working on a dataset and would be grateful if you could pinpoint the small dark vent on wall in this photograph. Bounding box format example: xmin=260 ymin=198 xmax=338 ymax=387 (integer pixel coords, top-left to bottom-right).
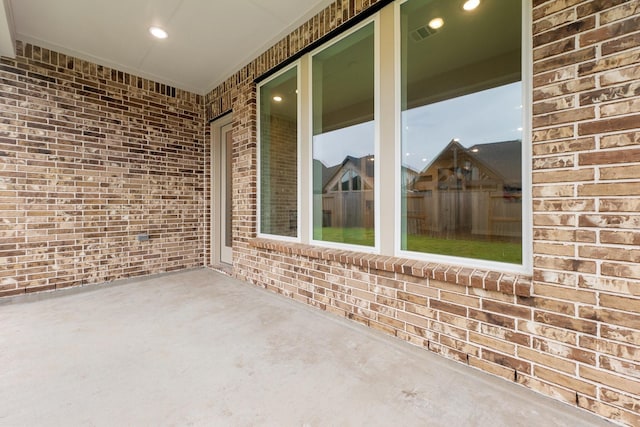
xmin=410 ymin=25 xmax=438 ymax=42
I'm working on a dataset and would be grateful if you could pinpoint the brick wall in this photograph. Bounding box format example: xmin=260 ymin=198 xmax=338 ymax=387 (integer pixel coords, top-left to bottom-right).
xmin=0 ymin=41 xmax=205 ymax=296
xmin=204 ymin=0 xmax=640 ymax=425
xmin=261 ymin=115 xmax=297 ymax=236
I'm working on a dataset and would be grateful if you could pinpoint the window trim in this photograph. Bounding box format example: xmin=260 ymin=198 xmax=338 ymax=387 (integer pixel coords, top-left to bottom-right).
xmin=256 ymin=0 xmax=532 ymax=274
xmin=307 ymin=16 xmax=380 ymax=254
xmin=256 ymin=61 xmax=302 ymax=242
xmin=393 ymin=0 xmax=532 ymax=275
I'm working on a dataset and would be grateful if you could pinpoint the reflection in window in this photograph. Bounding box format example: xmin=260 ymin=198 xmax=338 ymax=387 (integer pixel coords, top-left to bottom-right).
xmin=312 ymin=23 xmax=375 ymax=247
xmin=400 ymin=0 xmax=522 ymax=264
xmin=259 ymin=66 xmax=298 ymax=237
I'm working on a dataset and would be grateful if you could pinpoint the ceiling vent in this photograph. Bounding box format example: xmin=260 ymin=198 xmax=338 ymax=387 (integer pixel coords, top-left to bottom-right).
xmin=410 ymin=25 xmax=438 ymax=42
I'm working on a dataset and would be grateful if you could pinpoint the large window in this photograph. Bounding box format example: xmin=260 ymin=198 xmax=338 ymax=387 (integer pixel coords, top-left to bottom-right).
xmin=257 ymin=0 xmax=528 ymax=271
xmin=400 ymin=0 xmax=523 ymax=264
xmin=259 ymin=66 xmax=298 ymax=238
xmin=312 ymin=22 xmax=376 ymax=247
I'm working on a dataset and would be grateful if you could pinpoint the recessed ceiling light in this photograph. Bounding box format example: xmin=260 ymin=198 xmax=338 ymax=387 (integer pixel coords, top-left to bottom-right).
xmin=149 ymin=27 xmax=168 ymax=39
xmin=273 ymin=96 xmax=283 ymax=102
xmin=463 ymin=0 xmax=480 ymax=11
xmin=428 ymin=17 xmax=444 ymax=30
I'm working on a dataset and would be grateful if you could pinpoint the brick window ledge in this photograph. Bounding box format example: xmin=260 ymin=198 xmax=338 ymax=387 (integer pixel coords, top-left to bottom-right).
xmin=250 ymin=238 xmax=532 ymax=297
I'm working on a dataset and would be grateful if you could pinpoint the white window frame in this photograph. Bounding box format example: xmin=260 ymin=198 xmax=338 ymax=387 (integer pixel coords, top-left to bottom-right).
xmin=256 ymin=0 xmax=532 ymax=274
xmin=307 ymin=16 xmax=381 ymax=254
xmin=256 ymin=61 xmax=302 ymax=242
xmin=393 ymin=0 xmax=532 ymax=275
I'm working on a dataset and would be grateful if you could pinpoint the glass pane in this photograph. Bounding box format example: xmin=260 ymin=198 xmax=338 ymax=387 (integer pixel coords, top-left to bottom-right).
xmin=259 ymin=67 xmax=298 ymax=237
xmin=312 ymin=23 xmax=375 ymax=247
xmin=400 ymin=0 xmax=522 ymax=264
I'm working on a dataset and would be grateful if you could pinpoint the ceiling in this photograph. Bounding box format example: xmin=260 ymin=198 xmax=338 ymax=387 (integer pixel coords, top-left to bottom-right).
xmin=0 ymin=0 xmax=333 ymax=94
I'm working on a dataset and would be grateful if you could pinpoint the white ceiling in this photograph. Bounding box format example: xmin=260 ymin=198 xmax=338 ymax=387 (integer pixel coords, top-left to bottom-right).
xmin=1 ymin=0 xmax=333 ymax=94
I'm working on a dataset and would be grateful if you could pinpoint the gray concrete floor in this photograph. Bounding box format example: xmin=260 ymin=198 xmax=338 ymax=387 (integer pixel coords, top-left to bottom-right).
xmin=0 ymin=268 xmax=611 ymax=427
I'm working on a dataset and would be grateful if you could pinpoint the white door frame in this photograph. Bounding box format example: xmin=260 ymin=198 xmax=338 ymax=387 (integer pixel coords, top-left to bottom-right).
xmin=211 ymin=114 xmax=234 ymax=265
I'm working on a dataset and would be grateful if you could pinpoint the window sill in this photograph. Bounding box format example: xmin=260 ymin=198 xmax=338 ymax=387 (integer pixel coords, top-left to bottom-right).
xmin=249 ymin=238 xmax=531 ymax=297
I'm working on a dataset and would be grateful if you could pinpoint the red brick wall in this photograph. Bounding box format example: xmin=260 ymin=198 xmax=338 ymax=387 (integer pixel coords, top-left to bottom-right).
xmin=204 ymin=1 xmax=640 ymax=425
xmin=0 ymin=41 xmax=205 ymax=296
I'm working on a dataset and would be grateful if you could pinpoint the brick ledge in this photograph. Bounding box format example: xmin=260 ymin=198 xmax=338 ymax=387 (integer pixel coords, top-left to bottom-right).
xmin=249 ymin=238 xmax=532 ymax=297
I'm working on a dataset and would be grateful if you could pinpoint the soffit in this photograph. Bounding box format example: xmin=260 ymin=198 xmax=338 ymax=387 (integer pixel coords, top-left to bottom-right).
xmin=4 ymin=0 xmax=333 ymax=94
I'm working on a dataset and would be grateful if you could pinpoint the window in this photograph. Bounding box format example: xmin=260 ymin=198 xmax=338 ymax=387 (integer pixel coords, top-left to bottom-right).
xmin=257 ymin=0 xmax=528 ymax=271
xmin=259 ymin=66 xmax=298 ymax=238
xmin=312 ymin=22 xmax=376 ymax=247
xmin=399 ymin=0 xmax=523 ymax=265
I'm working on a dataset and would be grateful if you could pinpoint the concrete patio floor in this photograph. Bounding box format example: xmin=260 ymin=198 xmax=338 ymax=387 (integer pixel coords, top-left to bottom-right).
xmin=0 ymin=268 xmax=612 ymax=426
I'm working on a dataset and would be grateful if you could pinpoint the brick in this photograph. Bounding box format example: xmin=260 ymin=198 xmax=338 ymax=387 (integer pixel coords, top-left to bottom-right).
xmin=600 ymin=65 xmax=640 ymax=86
xmin=535 ymin=366 xmax=597 ymax=396
xmin=469 ymin=332 xmax=516 ymax=355
xmin=533 ymin=17 xmax=596 ymax=47
xmin=600 ymin=294 xmax=640 ymax=314
xmin=580 ymin=336 xmax=640 ymax=362
xmin=534 ymin=255 xmax=596 ymax=274
xmin=600 ymin=355 xmax=640 ymax=379
xmin=525 ymin=295 xmax=575 ymax=316
xmin=580 ymin=245 xmax=640 ymax=263
xmin=469 ymin=309 xmax=515 ymax=329
xmin=533 ymin=227 xmax=578 ymax=242
xmin=438 ymin=335 xmax=479 ymax=357
xmin=600 ymin=0 xmax=640 ymax=24
xmin=579 ymin=16 xmax=640 ymax=46
xmin=533 ymin=242 xmax=575 ymax=257
xmin=515 ymin=375 xmax=577 ymax=406
xmin=532 ymin=125 xmax=574 ymax=142
xmin=601 ymin=131 xmax=640 ymax=148
xmin=532 ymin=199 xmax=594 ymax=212
xmin=532 ymin=184 xmax=576 ymax=199
xmin=602 ymin=262 xmax=640 ymax=280
xmin=578 ymin=395 xmax=640 ymax=427
xmin=533 ymin=77 xmax=596 ymax=101
xmin=580 ymin=365 xmax=640 ymax=395
xmin=533 ymin=270 xmax=579 ymax=287
xmin=481 ymin=348 xmax=531 ymax=374
xmin=601 ymin=98 xmax=640 ymax=118
xmin=533 ymin=283 xmax=596 ymax=304
xmin=533 ymin=337 xmax=596 ymax=365
xmin=519 ymin=347 xmax=575 ymax=374
xmin=428 ymin=341 xmax=468 ymax=364
xmin=580 ymin=306 xmax=640 ymax=329
xmin=601 ymin=388 xmax=640 ymax=413
xmin=534 ymin=310 xmax=597 ymax=334
xmin=532 ymin=95 xmax=575 ymax=115
xmin=532 ymin=138 xmax=595 ymax=156
xmin=533 ymin=0 xmax=583 ymax=21
xmin=532 ymin=154 xmax=575 ymax=169
xmin=579 ymin=148 xmax=640 ymax=165
xmin=579 ymin=114 xmax=640 ymax=136
xmin=533 ymin=106 xmax=595 ymax=127
xmin=578 ymin=275 xmax=640 ymax=296
xmin=579 ymin=214 xmax=640 ymax=229
xmin=532 ymin=168 xmax=594 ymax=183
xmin=600 ymin=166 xmax=640 ymax=181
xmin=429 ymin=299 xmax=467 ymax=317
xmin=534 ymin=47 xmax=597 ymax=75
xmin=469 ymin=356 xmax=515 ymax=381
xmin=532 ymin=8 xmax=577 ymax=34
xmin=440 ymin=291 xmax=480 ymax=309
xmin=482 ymin=300 xmax=531 ymax=320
